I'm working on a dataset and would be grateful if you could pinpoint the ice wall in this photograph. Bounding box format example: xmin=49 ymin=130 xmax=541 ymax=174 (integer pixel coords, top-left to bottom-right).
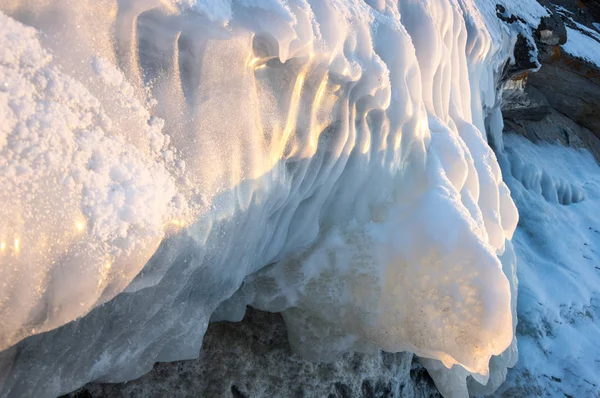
xmin=0 ymin=1 xmax=524 ymax=396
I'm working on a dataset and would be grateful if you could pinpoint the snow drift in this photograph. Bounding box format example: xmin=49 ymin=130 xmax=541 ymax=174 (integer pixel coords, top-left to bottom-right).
xmin=0 ymin=0 xmax=536 ymax=396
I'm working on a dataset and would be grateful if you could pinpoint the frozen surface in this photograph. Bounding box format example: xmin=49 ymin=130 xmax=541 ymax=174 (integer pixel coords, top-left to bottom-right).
xmin=562 ymin=26 xmax=600 ymax=67
xmin=0 ymin=1 xmax=526 ymax=397
xmin=0 ymin=11 xmax=185 ymax=350
xmin=495 ymin=134 xmax=600 ymax=397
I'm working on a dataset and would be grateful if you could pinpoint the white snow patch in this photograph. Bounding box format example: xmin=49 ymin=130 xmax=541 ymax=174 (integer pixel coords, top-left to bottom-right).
xmin=562 ymin=26 xmax=600 ymax=67
xmin=500 ymin=0 xmax=549 ymax=27
xmin=555 ymin=5 xmax=573 ymax=16
xmin=572 ymin=20 xmax=600 ymax=42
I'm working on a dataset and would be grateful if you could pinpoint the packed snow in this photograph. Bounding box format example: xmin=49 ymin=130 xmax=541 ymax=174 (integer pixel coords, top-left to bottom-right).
xmin=0 ymin=0 xmax=554 ymax=397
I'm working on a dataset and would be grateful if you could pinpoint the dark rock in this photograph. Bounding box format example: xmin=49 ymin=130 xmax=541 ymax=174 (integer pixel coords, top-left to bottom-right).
xmin=502 ymin=84 xmax=552 ymax=122
xmin=557 ymin=0 xmax=600 ymax=21
xmin=503 ymin=107 xmax=600 ymax=163
xmin=512 ymin=0 xmax=600 ymax=137
xmin=528 ymin=51 xmax=600 ymax=137
xmin=231 ymin=385 xmax=248 ymax=398
xmin=584 ymin=0 xmax=600 ymax=20
xmin=62 ymin=390 xmax=92 ymax=398
xmin=502 ymin=33 xmax=540 ymax=81
xmin=535 ymin=14 xmax=568 ymax=46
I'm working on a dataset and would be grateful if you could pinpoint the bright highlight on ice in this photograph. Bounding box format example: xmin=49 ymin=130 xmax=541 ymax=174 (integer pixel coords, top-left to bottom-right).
xmin=0 ymin=0 xmax=532 ymax=397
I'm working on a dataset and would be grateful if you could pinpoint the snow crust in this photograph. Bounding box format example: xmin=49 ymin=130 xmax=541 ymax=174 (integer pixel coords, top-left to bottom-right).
xmin=0 ymin=1 xmax=526 ymax=396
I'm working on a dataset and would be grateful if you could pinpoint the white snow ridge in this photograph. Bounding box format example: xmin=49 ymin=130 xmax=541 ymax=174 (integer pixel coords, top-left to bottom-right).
xmin=0 ymin=1 xmax=529 ymax=397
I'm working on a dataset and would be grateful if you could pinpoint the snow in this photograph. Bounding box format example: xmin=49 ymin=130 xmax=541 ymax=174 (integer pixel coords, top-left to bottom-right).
xmin=555 ymin=5 xmax=573 ymax=16
xmin=572 ymin=21 xmax=600 ymax=42
xmin=0 ymin=1 xmax=535 ymax=397
xmin=0 ymin=13 xmax=185 ymax=350
xmin=494 ymin=134 xmax=600 ymax=397
xmin=496 ymin=0 xmax=548 ymax=28
xmin=472 ymin=0 xmax=547 ymax=79
xmin=562 ymin=26 xmax=600 ymax=67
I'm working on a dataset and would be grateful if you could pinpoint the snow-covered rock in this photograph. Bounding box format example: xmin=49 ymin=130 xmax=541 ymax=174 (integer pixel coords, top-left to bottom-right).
xmin=528 ymin=1 xmax=600 ymax=136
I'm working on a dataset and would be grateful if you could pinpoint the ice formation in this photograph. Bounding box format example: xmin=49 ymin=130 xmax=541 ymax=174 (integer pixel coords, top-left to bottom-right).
xmin=0 ymin=0 xmax=535 ymax=396
xmin=496 ymin=134 xmax=600 ymax=397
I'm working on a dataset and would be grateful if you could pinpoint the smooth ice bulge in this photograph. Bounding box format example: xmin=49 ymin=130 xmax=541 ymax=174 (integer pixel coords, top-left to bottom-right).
xmin=0 ymin=1 xmax=523 ymax=397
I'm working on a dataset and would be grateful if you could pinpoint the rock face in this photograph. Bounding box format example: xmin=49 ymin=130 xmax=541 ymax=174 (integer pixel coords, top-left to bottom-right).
xmin=528 ymin=0 xmax=600 ymax=137
xmin=535 ymin=12 xmax=567 ymax=46
xmin=528 ymin=53 xmax=600 ymax=137
xmin=502 ymin=84 xmax=552 ymax=122
xmin=69 ymin=308 xmax=441 ymax=398
xmin=504 ymin=99 xmax=600 ymax=162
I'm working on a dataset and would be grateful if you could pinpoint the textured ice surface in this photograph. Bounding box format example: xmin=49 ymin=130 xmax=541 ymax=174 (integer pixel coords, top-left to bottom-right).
xmin=0 ymin=12 xmax=185 ymax=351
xmin=0 ymin=1 xmax=525 ymax=397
